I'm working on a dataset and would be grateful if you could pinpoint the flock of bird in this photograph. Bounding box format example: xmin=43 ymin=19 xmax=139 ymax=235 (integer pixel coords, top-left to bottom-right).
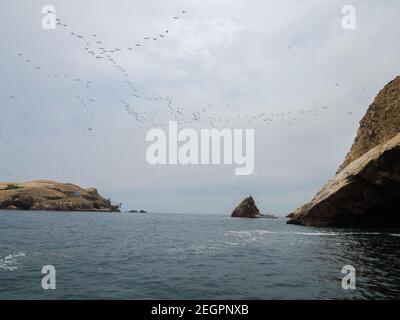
xmin=2 ymin=6 xmax=365 ymax=164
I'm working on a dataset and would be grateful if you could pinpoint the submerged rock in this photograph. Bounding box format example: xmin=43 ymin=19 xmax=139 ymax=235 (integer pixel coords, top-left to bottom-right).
xmin=0 ymin=180 xmax=121 ymax=212
xmin=288 ymin=76 xmax=400 ymax=228
xmin=231 ymin=196 xmax=260 ymax=218
xmin=260 ymin=214 xmax=278 ymax=219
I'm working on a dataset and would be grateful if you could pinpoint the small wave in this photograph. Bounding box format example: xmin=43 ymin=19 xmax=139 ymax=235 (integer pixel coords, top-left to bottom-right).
xmin=290 ymin=232 xmax=340 ymax=236
xmin=289 ymin=232 xmax=384 ymax=236
xmin=389 ymin=234 xmax=400 ymax=237
xmin=31 ymin=251 xmax=73 ymax=259
xmin=224 ymin=241 xmax=240 ymax=246
xmin=225 ymin=230 xmax=386 ymax=238
xmin=0 ymin=252 xmax=26 ymax=271
xmin=225 ymin=230 xmax=277 ymax=236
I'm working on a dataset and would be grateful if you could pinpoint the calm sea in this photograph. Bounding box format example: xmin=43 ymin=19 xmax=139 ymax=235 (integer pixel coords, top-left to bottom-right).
xmin=0 ymin=211 xmax=399 ymax=299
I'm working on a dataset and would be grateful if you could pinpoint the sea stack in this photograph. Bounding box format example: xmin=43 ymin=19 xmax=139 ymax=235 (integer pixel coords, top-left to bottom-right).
xmin=287 ymin=76 xmax=400 ymax=228
xmin=231 ymin=196 xmax=260 ymax=218
xmin=0 ymin=180 xmax=121 ymax=212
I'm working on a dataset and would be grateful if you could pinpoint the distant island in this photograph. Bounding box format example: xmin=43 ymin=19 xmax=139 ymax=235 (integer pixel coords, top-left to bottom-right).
xmin=0 ymin=180 xmax=121 ymax=212
xmin=287 ymin=76 xmax=400 ymax=228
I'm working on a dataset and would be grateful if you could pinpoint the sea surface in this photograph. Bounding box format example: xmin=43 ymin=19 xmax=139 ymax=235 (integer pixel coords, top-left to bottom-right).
xmin=0 ymin=211 xmax=399 ymax=300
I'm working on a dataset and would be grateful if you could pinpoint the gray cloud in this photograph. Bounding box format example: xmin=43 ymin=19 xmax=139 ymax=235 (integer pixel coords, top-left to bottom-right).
xmin=1 ymin=0 xmax=399 ymax=215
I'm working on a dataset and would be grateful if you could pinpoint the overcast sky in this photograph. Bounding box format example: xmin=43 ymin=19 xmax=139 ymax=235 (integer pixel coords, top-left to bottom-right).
xmin=0 ymin=0 xmax=399 ymax=215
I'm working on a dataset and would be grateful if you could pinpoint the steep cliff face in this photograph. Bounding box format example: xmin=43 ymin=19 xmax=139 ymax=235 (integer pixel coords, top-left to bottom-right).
xmin=339 ymin=76 xmax=400 ymax=171
xmin=288 ymin=76 xmax=400 ymax=228
xmin=0 ymin=180 xmax=120 ymax=212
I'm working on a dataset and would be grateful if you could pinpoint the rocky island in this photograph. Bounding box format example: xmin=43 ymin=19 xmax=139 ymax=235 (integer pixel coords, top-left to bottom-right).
xmin=231 ymin=196 xmax=260 ymax=218
xmin=287 ymin=76 xmax=400 ymax=228
xmin=232 ymin=196 xmax=276 ymax=218
xmin=0 ymin=180 xmax=121 ymax=212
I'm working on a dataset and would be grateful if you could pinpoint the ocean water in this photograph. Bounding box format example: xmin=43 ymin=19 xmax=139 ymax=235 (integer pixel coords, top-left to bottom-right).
xmin=0 ymin=211 xmax=399 ymax=300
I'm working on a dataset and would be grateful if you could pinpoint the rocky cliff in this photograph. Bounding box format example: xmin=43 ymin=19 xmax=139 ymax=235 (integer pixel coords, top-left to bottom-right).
xmin=0 ymin=180 xmax=120 ymax=212
xmin=231 ymin=196 xmax=260 ymax=218
xmin=339 ymin=76 xmax=400 ymax=171
xmin=288 ymin=76 xmax=400 ymax=228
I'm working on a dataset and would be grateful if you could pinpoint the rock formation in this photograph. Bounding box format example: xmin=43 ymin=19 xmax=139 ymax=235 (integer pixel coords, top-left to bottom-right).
xmin=288 ymin=76 xmax=400 ymax=228
xmin=231 ymin=196 xmax=260 ymax=218
xmin=339 ymin=76 xmax=400 ymax=171
xmin=0 ymin=180 xmax=121 ymax=212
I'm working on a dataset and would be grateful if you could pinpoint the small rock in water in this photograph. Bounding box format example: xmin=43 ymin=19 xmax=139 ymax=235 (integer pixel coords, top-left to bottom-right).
xmin=231 ymin=196 xmax=260 ymax=218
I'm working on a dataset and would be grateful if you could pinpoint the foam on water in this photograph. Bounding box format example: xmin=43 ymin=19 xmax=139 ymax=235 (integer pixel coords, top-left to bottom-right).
xmin=226 ymin=230 xmax=387 ymax=237
xmin=0 ymin=252 xmax=26 ymax=271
